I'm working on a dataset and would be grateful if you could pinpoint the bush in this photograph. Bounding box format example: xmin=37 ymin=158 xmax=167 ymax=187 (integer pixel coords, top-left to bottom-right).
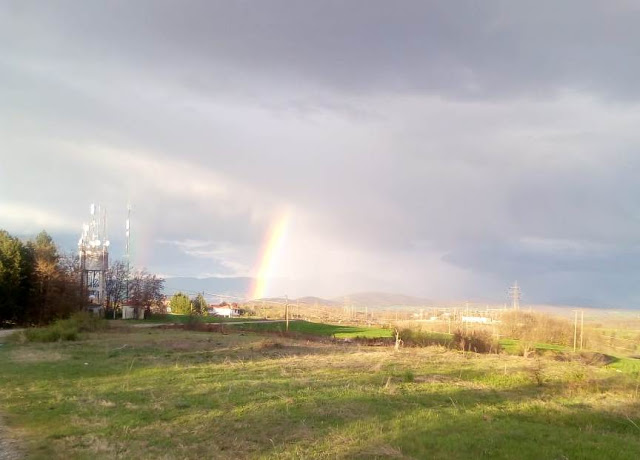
xmin=452 ymin=329 xmax=500 ymax=354
xmin=398 ymin=328 xmax=452 ymax=347
xmin=403 ymin=370 xmax=415 ymax=382
xmin=184 ymin=313 xmax=204 ymax=330
xmin=25 ymin=320 xmax=78 ymax=342
xmin=23 ymin=312 xmax=105 ymax=342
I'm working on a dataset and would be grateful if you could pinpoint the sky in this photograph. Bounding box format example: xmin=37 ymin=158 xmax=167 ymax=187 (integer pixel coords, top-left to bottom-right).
xmin=2 ymin=1 xmax=640 ymax=307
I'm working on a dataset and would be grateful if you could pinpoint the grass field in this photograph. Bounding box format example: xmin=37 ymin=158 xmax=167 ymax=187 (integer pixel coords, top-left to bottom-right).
xmin=129 ymin=314 xmax=260 ymax=324
xmin=228 ymin=320 xmax=394 ymax=338
xmin=1 ymin=324 xmax=640 ymax=459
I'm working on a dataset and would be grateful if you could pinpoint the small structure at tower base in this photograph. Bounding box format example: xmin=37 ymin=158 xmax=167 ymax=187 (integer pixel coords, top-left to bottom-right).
xmin=122 ymin=305 xmax=144 ymax=320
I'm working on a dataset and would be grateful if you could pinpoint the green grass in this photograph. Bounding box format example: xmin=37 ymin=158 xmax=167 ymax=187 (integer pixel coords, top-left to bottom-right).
xmin=607 ymin=356 xmax=640 ymax=375
xmin=1 ymin=326 xmax=640 ymax=459
xmin=499 ymin=338 xmax=568 ymax=354
xmin=128 ymin=314 xmax=259 ymax=324
xmin=228 ymin=320 xmax=393 ymax=338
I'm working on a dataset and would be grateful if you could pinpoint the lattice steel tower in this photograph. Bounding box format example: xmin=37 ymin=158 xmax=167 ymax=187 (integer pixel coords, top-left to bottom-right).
xmin=78 ymin=204 xmax=110 ymax=306
xmin=508 ymin=281 xmax=521 ymax=311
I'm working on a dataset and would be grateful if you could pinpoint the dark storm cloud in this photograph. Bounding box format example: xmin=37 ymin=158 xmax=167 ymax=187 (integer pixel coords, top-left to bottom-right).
xmin=2 ymin=1 xmax=640 ymax=305
xmin=4 ymin=1 xmax=640 ymax=100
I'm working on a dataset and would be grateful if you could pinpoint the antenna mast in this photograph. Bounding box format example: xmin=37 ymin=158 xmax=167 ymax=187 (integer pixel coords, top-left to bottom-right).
xmin=125 ymin=204 xmax=131 ymax=301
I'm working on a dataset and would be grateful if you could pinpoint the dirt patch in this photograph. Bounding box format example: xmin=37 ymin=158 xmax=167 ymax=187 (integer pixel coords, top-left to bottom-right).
xmin=10 ymin=349 xmax=68 ymax=363
xmin=0 ymin=415 xmax=22 ymax=460
xmin=357 ymin=443 xmax=408 ymax=459
xmin=551 ymin=350 xmax=616 ymax=366
xmin=0 ymin=330 xmax=23 ymax=343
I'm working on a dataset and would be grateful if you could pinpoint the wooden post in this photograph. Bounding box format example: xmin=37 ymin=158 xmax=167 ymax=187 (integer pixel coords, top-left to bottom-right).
xmin=573 ymin=310 xmax=578 ymax=352
xmin=580 ymin=310 xmax=584 ymax=351
xmin=285 ymin=300 xmax=289 ymax=332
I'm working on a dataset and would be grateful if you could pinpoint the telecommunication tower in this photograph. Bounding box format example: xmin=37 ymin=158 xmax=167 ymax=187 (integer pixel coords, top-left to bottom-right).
xmin=78 ymin=204 xmax=110 ymax=306
xmin=508 ymin=281 xmax=521 ymax=310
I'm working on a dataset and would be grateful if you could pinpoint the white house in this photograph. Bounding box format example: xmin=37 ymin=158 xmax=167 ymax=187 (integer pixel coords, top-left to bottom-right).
xmin=208 ymin=306 xmax=234 ymax=317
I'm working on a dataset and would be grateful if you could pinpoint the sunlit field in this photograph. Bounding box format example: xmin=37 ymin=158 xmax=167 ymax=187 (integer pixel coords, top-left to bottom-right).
xmin=1 ymin=324 xmax=640 ymax=459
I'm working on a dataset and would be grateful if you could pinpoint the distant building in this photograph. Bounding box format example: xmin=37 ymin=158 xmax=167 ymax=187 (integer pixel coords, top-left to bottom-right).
xmin=208 ymin=304 xmax=242 ymax=317
xmin=122 ymin=305 xmax=144 ymax=319
xmin=209 ymin=307 xmax=233 ymax=317
xmin=461 ymin=316 xmax=492 ymax=324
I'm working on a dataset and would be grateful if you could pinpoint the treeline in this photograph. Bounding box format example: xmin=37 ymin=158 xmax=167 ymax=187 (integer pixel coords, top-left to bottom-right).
xmin=0 ymin=230 xmax=82 ymax=326
xmin=168 ymin=292 xmax=208 ymax=315
xmin=0 ymin=228 xmax=166 ymax=326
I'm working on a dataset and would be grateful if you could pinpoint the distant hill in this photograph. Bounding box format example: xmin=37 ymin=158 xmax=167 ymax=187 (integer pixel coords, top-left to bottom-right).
xmin=163 ymin=277 xmax=253 ymax=300
xmin=336 ymin=291 xmax=433 ymax=308
xmin=163 ymin=280 xmax=434 ymax=309
xmin=295 ymin=296 xmax=341 ymax=307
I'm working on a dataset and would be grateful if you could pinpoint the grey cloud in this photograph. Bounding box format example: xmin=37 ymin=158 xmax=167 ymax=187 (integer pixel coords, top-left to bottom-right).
xmin=2 ymin=1 xmax=640 ymax=305
xmin=3 ymin=1 xmax=640 ymax=100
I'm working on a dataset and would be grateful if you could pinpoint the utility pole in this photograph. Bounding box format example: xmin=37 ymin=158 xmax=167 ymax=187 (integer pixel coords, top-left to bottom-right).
xmin=285 ymin=295 xmax=289 ymax=332
xmin=580 ymin=310 xmax=584 ymax=351
xmin=573 ymin=310 xmax=578 ymax=352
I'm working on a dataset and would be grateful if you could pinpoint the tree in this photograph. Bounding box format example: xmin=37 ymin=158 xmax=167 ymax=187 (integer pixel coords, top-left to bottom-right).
xmin=105 ymin=260 xmax=130 ymax=317
xmin=169 ymin=292 xmax=191 ymax=315
xmin=191 ymin=293 xmax=208 ymax=316
xmin=0 ymin=229 xmax=82 ymax=326
xmin=128 ymin=269 xmax=165 ymax=317
xmin=27 ymin=231 xmax=60 ymax=323
xmin=0 ymin=230 xmax=32 ymax=326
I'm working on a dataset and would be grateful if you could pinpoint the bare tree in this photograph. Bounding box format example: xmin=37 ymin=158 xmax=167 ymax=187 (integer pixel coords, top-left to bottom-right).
xmin=105 ymin=260 xmax=130 ymax=317
xmin=128 ymin=269 xmax=165 ymax=318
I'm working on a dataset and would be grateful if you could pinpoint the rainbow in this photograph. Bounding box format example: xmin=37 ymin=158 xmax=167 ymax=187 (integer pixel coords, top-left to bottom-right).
xmin=250 ymin=212 xmax=290 ymax=299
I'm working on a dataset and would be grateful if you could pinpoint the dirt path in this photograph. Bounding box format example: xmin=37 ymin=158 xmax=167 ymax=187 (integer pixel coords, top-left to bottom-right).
xmin=129 ymin=319 xmax=300 ymax=328
xmin=0 ymin=330 xmax=22 ymax=343
xmin=0 ymin=331 xmax=23 ymax=459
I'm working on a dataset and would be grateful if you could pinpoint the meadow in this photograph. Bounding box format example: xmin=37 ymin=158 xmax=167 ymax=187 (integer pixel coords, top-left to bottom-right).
xmin=1 ymin=322 xmax=640 ymax=459
xmin=226 ymin=319 xmax=393 ymax=339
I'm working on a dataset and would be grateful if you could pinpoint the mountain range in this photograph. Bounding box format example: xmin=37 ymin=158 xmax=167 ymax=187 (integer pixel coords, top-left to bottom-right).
xmin=162 ymin=277 xmax=433 ymax=307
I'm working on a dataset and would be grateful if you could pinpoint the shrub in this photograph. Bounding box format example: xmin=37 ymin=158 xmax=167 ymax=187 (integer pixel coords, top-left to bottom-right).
xmin=403 ymin=370 xmax=415 ymax=382
xmin=398 ymin=328 xmax=452 ymax=347
xmin=452 ymin=329 xmax=500 ymax=354
xmin=25 ymin=320 xmax=78 ymax=342
xmin=23 ymin=312 xmax=105 ymax=342
xmin=184 ymin=313 xmax=204 ymax=330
